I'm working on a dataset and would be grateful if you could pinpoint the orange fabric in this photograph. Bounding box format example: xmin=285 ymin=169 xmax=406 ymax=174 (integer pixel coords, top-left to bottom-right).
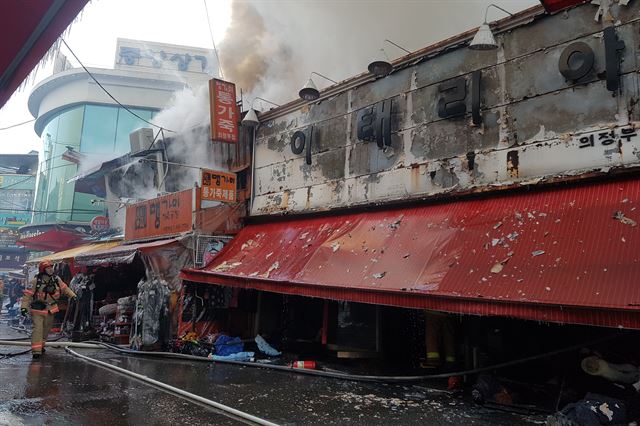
xmin=23 ymin=289 xmax=34 ymax=296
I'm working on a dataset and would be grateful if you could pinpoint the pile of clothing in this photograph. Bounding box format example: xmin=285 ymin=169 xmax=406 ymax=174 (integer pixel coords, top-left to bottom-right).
xmin=169 ymin=332 xmax=281 ymax=362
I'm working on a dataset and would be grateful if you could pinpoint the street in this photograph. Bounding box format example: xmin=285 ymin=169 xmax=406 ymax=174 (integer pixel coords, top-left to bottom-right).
xmin=0 ymin=326 xmax=546 ymax=425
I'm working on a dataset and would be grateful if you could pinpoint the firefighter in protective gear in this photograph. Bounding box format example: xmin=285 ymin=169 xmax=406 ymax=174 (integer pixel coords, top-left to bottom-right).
xmin=21 ymin=261 xmax=76 ymax=359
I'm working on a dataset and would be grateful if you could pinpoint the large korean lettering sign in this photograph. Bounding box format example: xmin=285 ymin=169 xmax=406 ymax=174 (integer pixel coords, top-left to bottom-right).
xmin=125 ymin=189 xmax=194 ymax=241
xmin=209 ymin=78 xmax=239 ymax=143
xmin=201 ymin=169 xmax=237 ymax=203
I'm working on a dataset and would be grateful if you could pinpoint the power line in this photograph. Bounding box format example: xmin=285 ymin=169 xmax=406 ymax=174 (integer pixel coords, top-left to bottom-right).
xmin=0 ymin=207 xmax=104 ymax=214
xmin=0 ymin=119 xmax=35 ymax=131
xmin=60 ymin=39 xmax=176 ymax=133
xmin=0 ymin=175 xmax=35 ymax=191
xmin=203 ymin=0 xmax=224 ymax=79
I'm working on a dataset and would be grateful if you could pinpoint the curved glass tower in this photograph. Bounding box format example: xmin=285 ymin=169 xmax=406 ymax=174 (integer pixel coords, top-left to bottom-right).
xmin=33 ymin=104 xmax=157 ymax=224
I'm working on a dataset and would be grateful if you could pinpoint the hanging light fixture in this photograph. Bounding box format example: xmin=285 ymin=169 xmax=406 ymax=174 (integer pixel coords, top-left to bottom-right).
xmin=241 ymin=108 xmax=259 ymax=127
xmin=367 ymin=39 xmax=411 ymax=77
xmin=469 ymin=4 xmax=513 ymax=51
xmin=241 ymin=97 xmax=281 ymax=127
xmin=298 ymin=72 xmax=338 ymax=101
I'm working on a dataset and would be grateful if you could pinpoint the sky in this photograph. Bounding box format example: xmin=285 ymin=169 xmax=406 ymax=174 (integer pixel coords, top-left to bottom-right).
xmin=0 ymin=0 xmax=538 ymax=158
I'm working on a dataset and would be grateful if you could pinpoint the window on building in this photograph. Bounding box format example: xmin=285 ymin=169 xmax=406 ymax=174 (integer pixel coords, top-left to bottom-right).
xmin=81 ymin=105 xmax=118 ymax=154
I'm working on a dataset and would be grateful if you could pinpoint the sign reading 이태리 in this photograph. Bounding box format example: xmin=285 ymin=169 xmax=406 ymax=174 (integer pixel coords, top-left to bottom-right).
xmin=209 ymin=78 xmax=238 ymax=143
xmin=125 ymin=189 xmax=193 ymax=241
xmin=201 ymin=169 xmax=236 ymax=203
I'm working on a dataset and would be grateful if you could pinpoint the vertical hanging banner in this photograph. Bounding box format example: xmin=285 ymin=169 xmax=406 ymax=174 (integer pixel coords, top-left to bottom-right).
xmin=201 ymin=169 xmax=237 ymax=203
xmin=209 ymin=78 xmax=239 ymax=143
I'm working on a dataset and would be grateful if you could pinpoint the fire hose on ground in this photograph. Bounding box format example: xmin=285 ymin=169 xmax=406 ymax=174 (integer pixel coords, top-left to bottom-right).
xmin=0 ymin=330 xmax=625 ymax=416
xmin=0 ymin=333 xmax=624 ymax=383
xmin=0 ymin=333 xmax=626 ymax=418
xmin=65 ymin=347 xmax=280 ymax=426
xmin=89 ymin=333 xmax=623 ymax=383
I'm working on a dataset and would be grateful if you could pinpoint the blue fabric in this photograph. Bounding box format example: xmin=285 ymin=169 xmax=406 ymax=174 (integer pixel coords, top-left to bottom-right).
xmin=214 ymin=335 xmax=243 ymax=356
xmin=255 ymin=334 xmax=281 ymax=356
xmin=211 ymin=351 xmax=255 ymax=362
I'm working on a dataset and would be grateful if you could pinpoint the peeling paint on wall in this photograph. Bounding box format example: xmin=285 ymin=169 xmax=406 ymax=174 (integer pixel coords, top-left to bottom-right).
xmin=252 ymin=3 xmax=640 ymax=216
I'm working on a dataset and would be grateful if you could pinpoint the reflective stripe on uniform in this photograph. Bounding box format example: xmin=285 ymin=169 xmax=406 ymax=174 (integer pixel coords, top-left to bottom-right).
xmin=31 ymin=309 xmax=49 ymax=315
xmin=445 ymin=356 xmax=456 ymax=363
xmin=23 ymin=289 xmax=34 ymax=296
xmin=59 ymin=282 xmax=68 ymax=290
xmin=426 ymin=352 xmax=440 ymax=359
xmin=31 ymin=343 xmax=43 ymax=349
xmin=49 ymin=305 xmax=59 ymax=314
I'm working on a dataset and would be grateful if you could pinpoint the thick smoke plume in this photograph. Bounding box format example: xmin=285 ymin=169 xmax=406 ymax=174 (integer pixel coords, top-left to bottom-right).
xmin=218 ymin=0 xmax=538 ymax=106
xmin=133 ymin=0 xmax=539 ymax=210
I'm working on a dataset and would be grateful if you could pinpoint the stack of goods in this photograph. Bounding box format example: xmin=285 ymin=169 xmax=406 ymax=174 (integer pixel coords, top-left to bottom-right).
xmin=114 ymin=296 xmax=136 ymax=345
xmin=97 ymin=303 xmax=118 ymax=342
xmin=168 ymin=332 xmax=213 ymax=357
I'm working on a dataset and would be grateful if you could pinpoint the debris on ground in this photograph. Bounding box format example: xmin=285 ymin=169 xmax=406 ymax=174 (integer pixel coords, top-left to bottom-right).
xmin=613 ymin=211 xmax=637 ymax=227
xmin=547 ymin=393 xmax=627 ymax=426
xmin=532 ymin=250 xmax=545 ymax=257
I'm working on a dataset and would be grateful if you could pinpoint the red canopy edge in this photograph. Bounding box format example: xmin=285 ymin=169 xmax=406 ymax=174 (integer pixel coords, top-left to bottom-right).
xmin=180 ymin=270 xmax=640 ymax=329
xmin=181 ymin=177 xmax=640 ymax=329
xmin=0 ymin=0 xmax=89 ymax=109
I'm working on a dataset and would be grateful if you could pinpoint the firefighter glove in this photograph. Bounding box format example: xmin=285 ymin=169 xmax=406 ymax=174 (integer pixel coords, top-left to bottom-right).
xmin=20 ymin=308 xmax=28 ymax=317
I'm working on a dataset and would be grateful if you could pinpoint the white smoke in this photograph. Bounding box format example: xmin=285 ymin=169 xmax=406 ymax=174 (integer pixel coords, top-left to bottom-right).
xmin=151 ymin=84 xmax=224 ymax=194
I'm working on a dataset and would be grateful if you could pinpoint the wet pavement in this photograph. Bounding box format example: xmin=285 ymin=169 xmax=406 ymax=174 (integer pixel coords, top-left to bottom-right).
xmin=0 ymin=323 xmax=547 ymax=425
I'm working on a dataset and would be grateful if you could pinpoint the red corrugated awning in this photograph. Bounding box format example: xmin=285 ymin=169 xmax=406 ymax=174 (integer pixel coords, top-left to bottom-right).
xmin=181 ymin=178 xmax=640 ymax=329
xmin=0 ymin=0 xmax=89 ymax=109
xmin=16 ymin=228 xmax=86 ymax=252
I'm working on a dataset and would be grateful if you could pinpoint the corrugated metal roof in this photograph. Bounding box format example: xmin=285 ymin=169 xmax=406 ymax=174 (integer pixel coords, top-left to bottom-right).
xmin=74 ymin=237 xmax=183 ymax=265
xmin=28 ymin=240 xmax=123 ymax=264
xmin=182 ymin=178 xmax=640 ymax=329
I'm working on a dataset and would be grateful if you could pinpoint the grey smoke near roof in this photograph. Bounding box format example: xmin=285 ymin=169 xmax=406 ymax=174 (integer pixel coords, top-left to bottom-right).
xmin=218 ymin=0 xmax=538 ymax=105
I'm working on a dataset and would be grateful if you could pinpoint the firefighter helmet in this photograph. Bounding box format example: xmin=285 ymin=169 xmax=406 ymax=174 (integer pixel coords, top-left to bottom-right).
xmin=38 ymin=260 xmax=53 ymax=274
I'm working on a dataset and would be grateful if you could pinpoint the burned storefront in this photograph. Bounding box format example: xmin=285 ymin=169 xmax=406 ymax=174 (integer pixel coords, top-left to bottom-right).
xmin=49 ymin=79 xmax=252 ymax=350
xmin=180 ymin=0 xmax=640 ymax=415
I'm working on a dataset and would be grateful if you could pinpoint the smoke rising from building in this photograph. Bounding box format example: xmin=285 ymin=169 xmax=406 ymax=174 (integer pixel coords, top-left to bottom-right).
xmin=218 ymin=0 xmax=538 ymax=106
xmin=139 ymin=0 xmax=539 ymax=206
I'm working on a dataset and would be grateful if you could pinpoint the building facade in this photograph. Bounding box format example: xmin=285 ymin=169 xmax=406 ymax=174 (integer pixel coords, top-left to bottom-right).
xmin=0 ymin=153 xmax=38 ymax=269
xmin=184 ymin=0 xmax=640 ymax=331
xmin=27 ymin=39 xmax=215 ymax=226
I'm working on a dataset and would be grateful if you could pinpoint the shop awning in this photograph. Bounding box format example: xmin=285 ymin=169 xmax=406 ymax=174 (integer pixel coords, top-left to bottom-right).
xmin=182 ymin=178 xmax=640 ymax=329
xmin=0 ymin=0 xmax=89 ymax=109
xmin=27 ymin=240 xmax=123 ymax=264
xmin=16 ymin=227 xmax=87 ymax=252
xmin=75 ymin=237 xmax=183 ymax=266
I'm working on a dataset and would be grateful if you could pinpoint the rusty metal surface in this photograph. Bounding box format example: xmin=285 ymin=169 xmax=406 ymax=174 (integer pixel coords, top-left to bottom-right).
xmin=184 ymin=178 xmax=640 ymax=329
xmin=251 ymin=2 xmax=640 ymax=217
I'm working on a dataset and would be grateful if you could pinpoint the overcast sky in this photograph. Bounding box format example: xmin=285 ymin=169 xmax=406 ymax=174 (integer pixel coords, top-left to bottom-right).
xmin=0 ymin=0 xmax=538 ymax=157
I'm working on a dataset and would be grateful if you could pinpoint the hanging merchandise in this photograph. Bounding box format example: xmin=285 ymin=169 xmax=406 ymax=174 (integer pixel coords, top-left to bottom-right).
xmin=70 ymin=274 xmax=96 ymax=340
xmin=130 ymin=277 xmax=170 ymax=350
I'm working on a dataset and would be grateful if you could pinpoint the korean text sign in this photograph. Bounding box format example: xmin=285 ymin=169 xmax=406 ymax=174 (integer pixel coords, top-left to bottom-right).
xmin=209 ymin=78 xmax=239 ymax=143
xmin=201 ymin=169 xmax=236 ymax=203
xmin=125 ymin=189 xmax=193 ymax=241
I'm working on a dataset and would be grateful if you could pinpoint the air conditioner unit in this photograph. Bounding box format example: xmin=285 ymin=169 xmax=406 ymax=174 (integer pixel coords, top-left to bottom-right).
xmin=129 ymin=128 xmax=154 ymax=154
